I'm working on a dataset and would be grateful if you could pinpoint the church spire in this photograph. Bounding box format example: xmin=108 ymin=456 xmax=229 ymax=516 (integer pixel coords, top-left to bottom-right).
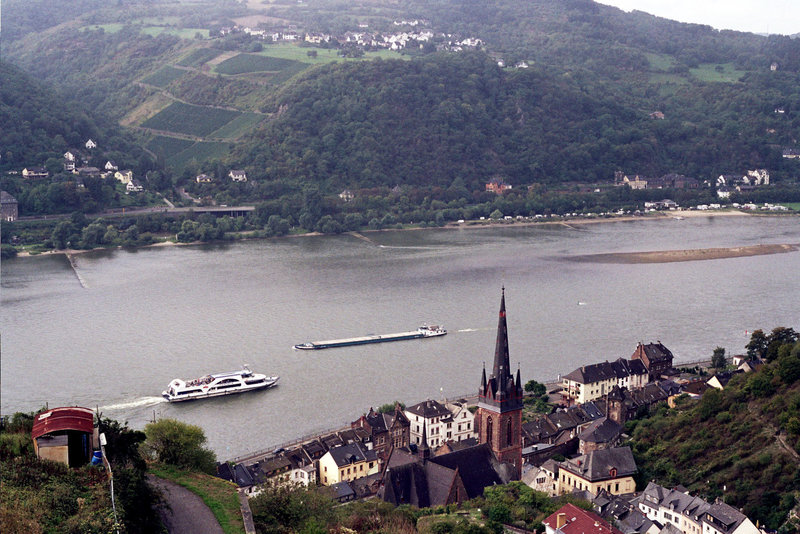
xmin=493 ymin=287 xmax=511 ymax=390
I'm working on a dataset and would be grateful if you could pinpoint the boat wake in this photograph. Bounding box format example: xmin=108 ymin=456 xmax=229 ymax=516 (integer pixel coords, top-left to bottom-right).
xmin=457 ymin=327 xmax=492 ymax=333
xmin=100 ymin=397 xmax=166 ymax=411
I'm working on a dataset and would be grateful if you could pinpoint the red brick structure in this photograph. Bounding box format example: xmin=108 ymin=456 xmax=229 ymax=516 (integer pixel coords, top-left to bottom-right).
xmin=631 ymin=342 xmax=674 ymax=379
xmin=476 ymin=288 xmax=524 ymax=479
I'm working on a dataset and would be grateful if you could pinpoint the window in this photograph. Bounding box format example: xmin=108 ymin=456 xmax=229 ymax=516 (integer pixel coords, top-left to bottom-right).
xmin=486 ymin=417 xmax=493 ymax=443
xmin=369 ymin=462 xmax=374 ymax=468
xmin=506 ymin=418 xmax=513 ymax=446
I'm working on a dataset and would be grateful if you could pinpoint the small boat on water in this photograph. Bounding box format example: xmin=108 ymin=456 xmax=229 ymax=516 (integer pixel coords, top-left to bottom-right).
xmin=294 ymin=324 xmax=447 ymax=350
xmin=162 ymin=366 xmax=279 ymax=402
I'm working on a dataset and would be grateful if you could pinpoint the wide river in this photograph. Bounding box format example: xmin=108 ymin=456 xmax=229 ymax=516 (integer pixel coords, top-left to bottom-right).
xmin=2 ymin=215 xmax=798 ymax=459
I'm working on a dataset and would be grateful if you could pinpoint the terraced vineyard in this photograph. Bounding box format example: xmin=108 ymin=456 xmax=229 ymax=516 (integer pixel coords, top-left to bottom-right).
xmin=141 ymin=65 xmax=186 ymax=88
xmin=145 ymin=135 xmax=195 ymax=157
xmin=177 ymin=47 xmax=224 ymax=67
xmin=215 ymin=53 xmax=302 ymax=75
xmin=209 ymin=113 xmax=265 ymax=139
xmin=141 ymin=102 xmax=241 ymax=137
xmin=168 ymin=141 xmax=232 ymax=167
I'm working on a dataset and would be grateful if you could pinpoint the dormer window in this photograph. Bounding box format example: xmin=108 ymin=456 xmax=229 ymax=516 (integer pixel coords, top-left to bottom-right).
xmin=609 ymin=467 xmax=617 ymax=477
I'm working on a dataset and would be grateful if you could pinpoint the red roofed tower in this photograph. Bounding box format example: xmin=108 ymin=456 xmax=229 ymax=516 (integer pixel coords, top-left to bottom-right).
xmin=477 ymin=288 xmax=523 ymax=479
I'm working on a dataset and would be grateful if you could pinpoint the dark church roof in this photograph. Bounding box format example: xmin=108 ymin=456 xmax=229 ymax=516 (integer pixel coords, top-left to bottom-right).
xmin=478 ymin=288 xmax=523 ymax=412
xmin=429 ymin=443 xmax=512 ymax=498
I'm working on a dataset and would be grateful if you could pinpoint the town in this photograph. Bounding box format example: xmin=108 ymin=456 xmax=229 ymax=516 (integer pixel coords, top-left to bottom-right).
xmin=18 ymin=289 xmax=796 ymax=534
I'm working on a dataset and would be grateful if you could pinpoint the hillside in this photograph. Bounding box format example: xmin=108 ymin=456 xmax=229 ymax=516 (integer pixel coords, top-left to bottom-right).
xmin=230 ymin=51 xmax=799 ymax=191
xmin=627 ymin=328 xmax=800 ymax=531
xmin=2 ymin=0 xmax=800 ymax=195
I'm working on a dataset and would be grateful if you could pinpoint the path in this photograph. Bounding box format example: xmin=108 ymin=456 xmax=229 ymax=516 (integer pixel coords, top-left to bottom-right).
xmin=147 ymin=474 xmax=225 ymax=534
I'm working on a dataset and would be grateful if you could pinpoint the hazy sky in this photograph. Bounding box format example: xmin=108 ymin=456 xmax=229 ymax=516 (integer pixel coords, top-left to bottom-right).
xmin=596 ymin=0 xmax=800 ymax=36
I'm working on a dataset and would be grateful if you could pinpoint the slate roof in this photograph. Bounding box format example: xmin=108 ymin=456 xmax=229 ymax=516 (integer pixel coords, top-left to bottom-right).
xmin=561 ymin=446 xmax=637 ymax=482
xmin=328 ymin=442 xmax=377 ymax=467
xmin=705 ymin=502 xmax=748 ymax=533
xmin=564 ymin=358 xmax=648 ymax=385
xmin=579 ymin=417 xmax=623 ymax=444
xmin=1 ymin=191 xmax=18 ymax=204
xmin=406 ymin=399 xmax=451 ymax=419
xmin=429 ymin=443 xmax=511 ymax=498
xmin=327 ymin=480 xmax=355 ymax=501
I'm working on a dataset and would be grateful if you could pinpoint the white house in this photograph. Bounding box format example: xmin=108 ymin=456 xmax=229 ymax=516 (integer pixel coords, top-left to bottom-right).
xmin=404 ymin=399 xmax=476 ymax=449
xmin=85 ymin=139 xmax=97 ymax=149
xmin=126 ymin=179 xmax=144 ymax=193
xmin=114 ymin=170 xmax=134 ymax=184
xmin=638 ymin=482 xmax=759 ymax=534
xmin=229 ymin=170 xmax=247 ymax=182
xmin=105 ymin=161 xmax=119 ymax=171
xmin=562 ymin=358 xmax=649 ymax=404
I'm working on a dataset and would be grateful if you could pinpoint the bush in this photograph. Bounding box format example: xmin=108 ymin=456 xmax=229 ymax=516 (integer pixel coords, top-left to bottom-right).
xmin=140 ymin=418 xmax=216 ymax=473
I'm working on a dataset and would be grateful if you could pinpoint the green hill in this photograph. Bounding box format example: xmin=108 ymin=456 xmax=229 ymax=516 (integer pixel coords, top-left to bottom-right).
xmin=627 ymin=328 xmax=800 ymax=531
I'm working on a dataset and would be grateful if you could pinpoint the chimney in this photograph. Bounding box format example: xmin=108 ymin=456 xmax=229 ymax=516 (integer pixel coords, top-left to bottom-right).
xmin=556 ymin=513 xmax=567 ymax=529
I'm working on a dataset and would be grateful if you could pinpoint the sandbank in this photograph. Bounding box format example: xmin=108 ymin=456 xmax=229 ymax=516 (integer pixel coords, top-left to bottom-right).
xmin=569 ymin=243 xmax=798 ymax=264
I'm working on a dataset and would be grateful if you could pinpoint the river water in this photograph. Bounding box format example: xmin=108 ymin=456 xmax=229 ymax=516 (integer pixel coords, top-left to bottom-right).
xmin=2 ymin=215 xmax=798 ymax=459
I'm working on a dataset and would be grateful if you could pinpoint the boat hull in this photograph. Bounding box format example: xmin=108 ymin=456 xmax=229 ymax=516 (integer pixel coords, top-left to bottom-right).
xmin=294 ymin=327 xmax=446 ymax=350
xmin=162 ymin=376 xmax=279 ymax=402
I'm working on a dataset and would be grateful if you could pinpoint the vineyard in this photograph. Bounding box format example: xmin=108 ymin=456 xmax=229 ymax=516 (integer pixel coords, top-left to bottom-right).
xmin=214 ymin=53 xmax=301 ymax=75
xmin=140 ymin=102 xmax=241 ymax=137
xmin=141 ymin=66 xmax=186 ymax=88
xmin=177 ymin=47 xmax=224 ymax=68
xmin=146 ymin=135 xmax=195 ymax=158
xmin=209 ymin=113 xmax=265 ymax=139
xmin=168 ymin=141 xmax=232 ymax=167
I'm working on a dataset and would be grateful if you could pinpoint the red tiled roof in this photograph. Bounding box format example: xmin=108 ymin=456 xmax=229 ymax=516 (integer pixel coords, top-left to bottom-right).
xmin=543 ymin=503 xmax=624 ymax=534
xmin=31 ymin=407 xmax=94 ymax=440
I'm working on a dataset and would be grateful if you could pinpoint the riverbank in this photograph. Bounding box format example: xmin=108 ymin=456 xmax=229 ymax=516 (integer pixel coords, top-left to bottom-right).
xmin=14 ymin=209 xmax=782 ymax=258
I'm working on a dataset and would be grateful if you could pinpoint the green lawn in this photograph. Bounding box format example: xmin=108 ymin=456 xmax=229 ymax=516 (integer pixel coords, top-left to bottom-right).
xmin=141 ymin=26 xmax=209 ymax=39
xmin=149 ymin=464 xmax=245 ymax=534
xmin=257 ymin=42 xmax=404 ymax=65
xmin=690 ymin=63 xmax=747 ymax=82
xmin=141 ymin=66 xmax=186 ymax=88
xmin=645 ymin=52 xmax=676 ymax=71
xmin=780 ymin=203 xmax=800 ymax=211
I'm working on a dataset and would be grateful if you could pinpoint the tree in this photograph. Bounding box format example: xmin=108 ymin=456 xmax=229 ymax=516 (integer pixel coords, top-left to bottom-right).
xmin=524 ymin=379 xmax=546 ymax=397
xmin=746 ymin=330 xmax=768 ymax=360
xmin=490 ymin=209 xmax=503 ymax=219
xmin=140 ymin=418 xmax=216 ymax=473
xmin=711 ymin=346 xmax=727 ymax=369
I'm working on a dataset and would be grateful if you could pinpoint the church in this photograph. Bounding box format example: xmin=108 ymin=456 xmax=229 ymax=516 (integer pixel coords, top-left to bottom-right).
xmin=379 ymin=289 xmax=524 ymax=507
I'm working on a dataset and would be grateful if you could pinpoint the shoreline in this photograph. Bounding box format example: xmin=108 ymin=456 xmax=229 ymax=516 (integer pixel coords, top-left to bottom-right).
xmin=12 ymin=209 xmax=794 ymax=259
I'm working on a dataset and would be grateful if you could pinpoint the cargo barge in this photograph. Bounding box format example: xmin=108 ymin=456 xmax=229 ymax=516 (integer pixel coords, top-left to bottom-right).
xmin=293 ymin=324 xmax=446 ymax=350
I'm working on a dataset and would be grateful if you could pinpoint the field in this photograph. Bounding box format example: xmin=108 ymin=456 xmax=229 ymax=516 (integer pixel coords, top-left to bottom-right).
xmin=141 ymin=102 xmax=241 ymax=137
xmin=781 ymin=203 xmax=800 ymax=211
xmin=214 ymin=53 xmax=302 ymax=75
xmin=82 ymin=24 xmax=208 ymax=39
xmin=168 ymin=141 xmax=232 ymax=167
xmin=209 ymin=113 xmax=265 ymax=139
xmin=146 ymin=136 xmax=195 ymax=158
xmin=690 ymin=63 xmax=747 ymax=82
xmin=141 ymin=66 xmax=186 ymax=87
xmin=177 ymin=48 xmax=224 ymax=67
xmin=644 ymin=52 xmax=677 ymax=72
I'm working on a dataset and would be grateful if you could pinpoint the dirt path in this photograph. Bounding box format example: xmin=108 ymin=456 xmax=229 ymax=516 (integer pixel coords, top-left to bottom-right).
xmin=147 ymin=474 xmax=225 ymax=534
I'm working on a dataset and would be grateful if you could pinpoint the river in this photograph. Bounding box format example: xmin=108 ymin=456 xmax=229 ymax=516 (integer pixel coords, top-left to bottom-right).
xmin=1 ymin=215 xmax=798 ymax=459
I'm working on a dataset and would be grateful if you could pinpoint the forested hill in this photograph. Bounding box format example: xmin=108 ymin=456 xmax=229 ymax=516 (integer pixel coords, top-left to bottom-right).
xmin=0 ymin=61 xmax=101 ymax=169
xmin=230 ymin=51 xmax=798 ymax=191
xmin=0 ymin=60 xmax=143 ymax=172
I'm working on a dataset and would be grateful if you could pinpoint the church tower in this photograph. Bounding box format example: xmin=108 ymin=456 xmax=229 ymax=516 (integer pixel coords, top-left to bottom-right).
xmin=476 ymin=288 xmax=524 ymax=479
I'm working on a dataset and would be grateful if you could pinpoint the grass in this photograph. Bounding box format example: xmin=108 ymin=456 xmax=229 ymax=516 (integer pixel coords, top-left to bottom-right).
xmin=141 ymin=27 xmax=210 ymax=39
xmin=141 ymin=102 xmax=241 ymax=137
xmin=149 ymin=464 xmax=245 ymax=534
xmin=141 ymin=65 xmax=186 ymax=88
xmin=780 ymin=203 xmax=800 ymax=211
xmin=209 ymin=113 xmax=265 ymax=139
xmin=644 ymin=52 xmax=677 ymax=72
xmin=257 ymin=42 xmax=404 ymax=65
xmin=177 ymin=47 xmax=224 ymax=67
xmin=690 ymin=63 xmax=747 ymax=83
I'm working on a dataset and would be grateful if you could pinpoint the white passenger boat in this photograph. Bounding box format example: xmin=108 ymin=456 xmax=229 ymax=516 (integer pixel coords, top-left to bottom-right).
xmin=162 ymin=366 xmax=279 ymax=402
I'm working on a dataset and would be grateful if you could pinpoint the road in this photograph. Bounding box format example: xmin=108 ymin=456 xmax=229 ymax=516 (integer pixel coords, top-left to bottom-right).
xmin=148 ymin=474 xmax=226 ymax=534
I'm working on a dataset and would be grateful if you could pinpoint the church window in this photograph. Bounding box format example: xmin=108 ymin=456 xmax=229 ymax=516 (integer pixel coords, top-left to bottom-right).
xmin=506 ymin=418 xmax=513 ymax=446
xmin=487 ymin=417 xmax=493 ymax=443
